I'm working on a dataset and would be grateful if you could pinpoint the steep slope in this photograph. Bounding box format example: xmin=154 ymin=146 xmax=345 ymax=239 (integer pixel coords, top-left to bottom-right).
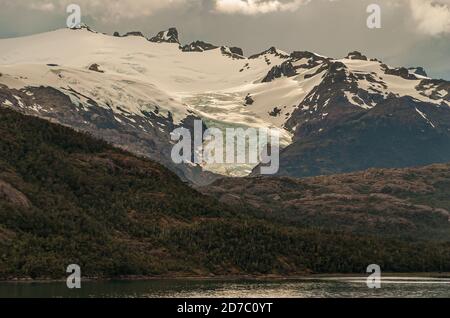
xmin=253 ymin=96 xmax=450 ymax=177
xmin=253 ymin=55 xmax=450 ymax=177
xmin=1 ymin=29 xmax=449 ymax=180
xmin=0 ymin=27 xmax=292 ymax=179
xmin=1 ymin=106 xmax=450 ymax=279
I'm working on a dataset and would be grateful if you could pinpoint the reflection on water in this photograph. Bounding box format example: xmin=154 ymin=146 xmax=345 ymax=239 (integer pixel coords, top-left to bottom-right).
xmin=0 ymin=277 xmax=449 ymax=298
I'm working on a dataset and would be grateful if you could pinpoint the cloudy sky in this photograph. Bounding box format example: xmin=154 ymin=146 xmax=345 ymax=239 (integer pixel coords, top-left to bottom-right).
xmin=1 ymin=0 xmax=449 ymax=79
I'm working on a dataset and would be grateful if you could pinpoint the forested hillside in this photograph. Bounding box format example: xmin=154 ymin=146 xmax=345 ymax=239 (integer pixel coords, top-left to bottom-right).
xmin=1 ymin=106 xmax=449 ymax=280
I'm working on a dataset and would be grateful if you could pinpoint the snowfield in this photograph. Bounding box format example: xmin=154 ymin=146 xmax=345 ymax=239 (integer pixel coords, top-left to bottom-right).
xmin=0 ymin=27 xmax=449 ymax=177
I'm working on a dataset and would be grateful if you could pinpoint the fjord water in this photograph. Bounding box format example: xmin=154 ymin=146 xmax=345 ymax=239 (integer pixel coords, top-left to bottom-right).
xmin=0 ymin=277 xmax=449 ymax=298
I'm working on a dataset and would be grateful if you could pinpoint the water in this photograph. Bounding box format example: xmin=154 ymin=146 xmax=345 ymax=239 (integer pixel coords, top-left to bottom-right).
xmin=0 ymin=276 xmax=449 ymax=298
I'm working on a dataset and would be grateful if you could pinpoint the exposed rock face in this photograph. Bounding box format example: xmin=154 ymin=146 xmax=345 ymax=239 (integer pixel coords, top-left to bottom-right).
xmin=408 ymin=67 xmax=428 ymax=77
xmin=248 ymin=47 xmax=289 ymax=59
xmin=284 ymin=61 xmax=358 ymax=133
xmin=262 ymin=61 xmax=297 ymax=82
xmin=123 ymin=31 xmax=145 ymax=37
xmin=346 ymin=51 xmax=368 ymax=61
xmin=255 ymin=96 xmax=450 ymax=178
xmin=269 ymin=107 xmax=282 ymax=117
xmin=181 ymin=41 xmax=218 ymax=52
xmin=290 ymin=51 xmax=330 ymax=64
xmin=261 ymin=51 xmax=330 ymax=82
xmin=181 ymin=41 xmax=242 ymax=56
xmin=382 ymin=64 xmax=418 ymax=80
xmin=244 ymin=94 xmax=254 ymax=105
xmin=285 ymin=59 xmax=388 ymax=135
xmin=149 ymin=28 xmax=180 ymax=44
xmin=88 ymin=63 xmax=104 ymax=73
xmin=220 ymin=46 xmax=245 ymax=59
xmin=416 ymin=79 xmax=450 ymax=103
xmin=252 ymin=43 xmax=450 ymax=179
xmin=3 ymin=24 xmax=450 ymax=187
xmin=0 ymin=85 xmax=218 ymax=186
xmin=229 ymin=47 xmax=244 ymax=56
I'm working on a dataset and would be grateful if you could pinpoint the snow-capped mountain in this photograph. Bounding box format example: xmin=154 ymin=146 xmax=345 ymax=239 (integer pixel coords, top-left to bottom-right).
xmin=0 ymin=26 xmax=449 ymax=183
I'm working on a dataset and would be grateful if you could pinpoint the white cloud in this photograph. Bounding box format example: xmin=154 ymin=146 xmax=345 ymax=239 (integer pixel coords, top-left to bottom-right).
xmin=215 ymin=0 xmax=309 ymax=15
xmin=409 ymin=0 xmax=450 ymax=35
xmin=3 ymin=0 xmax=192 ymax=21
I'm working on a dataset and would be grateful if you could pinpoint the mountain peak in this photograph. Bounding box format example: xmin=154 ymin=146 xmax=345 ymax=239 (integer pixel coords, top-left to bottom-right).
xmin=290 ymin=51 xmax=330 ymax=61
xmin=408 ymin=67 xmax=428 ymax=77
xmin=181 ymin=41 xmax=218 ymax=52
xmin=345 ymin=51 xmax=368 ymax=61
xmin=249 ymin=47 xmax=289 ymax=59
xmin=220 ymin=46 xmax=245 ymax=59
xmin=149 ymin=27 xmax=180 ymax=44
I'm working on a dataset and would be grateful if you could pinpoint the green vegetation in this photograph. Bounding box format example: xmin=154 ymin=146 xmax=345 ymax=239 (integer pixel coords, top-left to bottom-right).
xmin=203 ymin=165 xmax=450 ymax=241
xmin=0 ymin=106 xmax=449 ymax=280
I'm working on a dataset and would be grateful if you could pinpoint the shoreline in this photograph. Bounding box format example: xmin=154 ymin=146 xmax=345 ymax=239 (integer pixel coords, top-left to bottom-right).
xmin=2 ymin=272 xmax=450 ymax=284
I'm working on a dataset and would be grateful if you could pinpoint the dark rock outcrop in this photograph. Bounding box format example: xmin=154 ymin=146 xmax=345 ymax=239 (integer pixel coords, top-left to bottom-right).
xmin=229 ymin=47 xmax=244 ymax=56
xmin=220 ymin=46 xmax=245 ymax=59
xmin=262 ymin=61 xmax=297 ymax=82
xmin=346 ymin=51 xmax=368 ymax=61
xmin=88 ymin=63 xmax=104 ymax=73
xmin=269 ymin=107 xmax=282 ymax=117
xmin=255 ymin=96 xmax=450 ymax=179
xmin=245 ymin=94 xmax=254 ymax=105
xmin=290 ymin=51 xmax=329 ymax=62
xmin=123 ymin=31 xmax=145 ymax=38
xmin=182 ymin=41 xmax=218 ymax=52
xmin=382 ymin=64 xmax=418 ymax=80
xmin=408 ymin=67 xmax=428 ymax=77
xmin=0 ymin=84 xmax=218 ymax=186
xmin=149 ymin=28 xmax=180 ymax=44
xmin=416 ymin=79 xmax=450 ymax=102
xmin=249 ymin=47 xmax=289 ymax=59
xmin=261 ymin=51 xmax=331 ymax=82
